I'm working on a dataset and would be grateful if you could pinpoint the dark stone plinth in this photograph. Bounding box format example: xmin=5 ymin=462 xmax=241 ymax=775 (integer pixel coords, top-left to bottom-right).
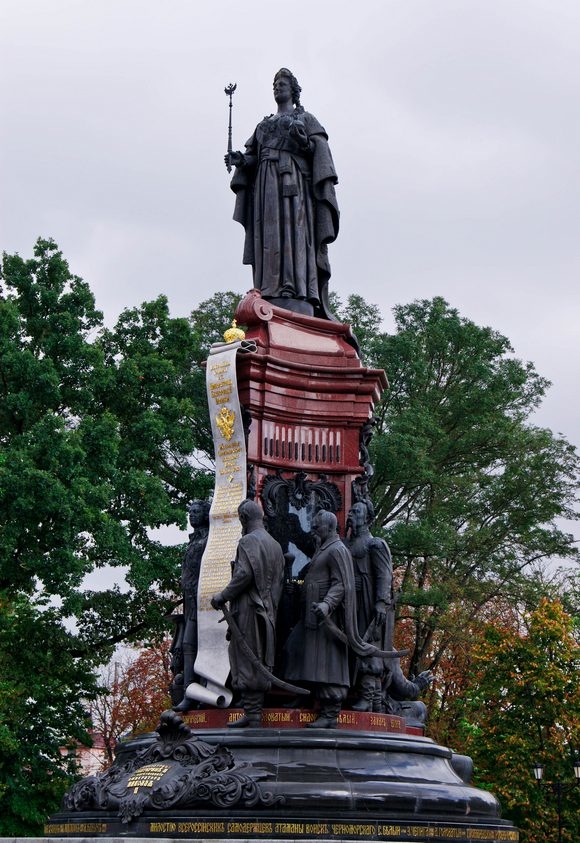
xmin=112 ymin=728 xmax=500 ymax=819
xmin=46 ymin=717 xmax=518 ymax=842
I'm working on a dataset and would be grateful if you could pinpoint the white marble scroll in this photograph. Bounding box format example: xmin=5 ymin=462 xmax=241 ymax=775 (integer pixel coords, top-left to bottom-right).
xmin=186 ymin=340 xmax=253 ymax=707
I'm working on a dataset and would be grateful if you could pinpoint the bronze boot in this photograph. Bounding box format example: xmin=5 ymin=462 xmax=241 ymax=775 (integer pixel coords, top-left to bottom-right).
xmin=228 ymin=692 xmax=263 ymax=728
xmin=306 ymin=701 xmax=341 ymax=729
xmin=351 ymin=674 xmax=375 ymax=712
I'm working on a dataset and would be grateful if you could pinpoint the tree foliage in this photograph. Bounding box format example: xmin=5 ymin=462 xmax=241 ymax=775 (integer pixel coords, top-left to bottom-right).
xmin=0 ymin=593 xmax=97 ymax=834
xmin=0 ymin=240 xmax=238 ymax=648
xmin=0 ymin=240 xmax=239 ymax=832
xmin=458 ymin=599 xmax=579 ymax=842
xmin=335 ymin=294 xmax=579 ymax=678
xmin=90 ymin=640 xmax=173 ymax=769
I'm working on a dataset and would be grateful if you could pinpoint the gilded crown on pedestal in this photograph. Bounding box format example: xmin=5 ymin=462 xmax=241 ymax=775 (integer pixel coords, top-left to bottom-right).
xmin=224 ymin=319 xmax=245 ymax=343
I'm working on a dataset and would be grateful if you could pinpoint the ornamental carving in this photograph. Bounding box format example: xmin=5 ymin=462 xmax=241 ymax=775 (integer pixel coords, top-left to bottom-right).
xmin=62 ymin=710 xmax=282 ymax=824
xmin=261 ymin=470 xmax=341 ymax=516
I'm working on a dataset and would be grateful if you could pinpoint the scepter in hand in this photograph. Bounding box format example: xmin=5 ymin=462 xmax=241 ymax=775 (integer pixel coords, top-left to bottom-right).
xmin=224 ymin=82 xmax=237 ymax=172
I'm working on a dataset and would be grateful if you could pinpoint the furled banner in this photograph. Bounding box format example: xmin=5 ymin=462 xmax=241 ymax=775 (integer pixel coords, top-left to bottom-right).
xmin=186 ymin=338 xmax=255 ymax=707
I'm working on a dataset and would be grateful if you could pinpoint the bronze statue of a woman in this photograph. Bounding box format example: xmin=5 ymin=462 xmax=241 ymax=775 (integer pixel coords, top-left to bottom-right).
xmin=226 ymin=68 xmax=339 ymax=320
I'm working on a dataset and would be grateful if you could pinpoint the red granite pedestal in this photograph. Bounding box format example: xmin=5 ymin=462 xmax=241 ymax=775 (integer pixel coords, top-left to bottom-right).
xmin=181 ymin=707 xmax=421 ymax=735
xmin=234 ymin=290 xmax=387 ymax=536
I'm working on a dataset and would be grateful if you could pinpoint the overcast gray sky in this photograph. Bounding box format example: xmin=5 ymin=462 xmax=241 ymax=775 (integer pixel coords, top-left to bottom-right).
xmin=2 ymin=0 xmax=579 ymax=550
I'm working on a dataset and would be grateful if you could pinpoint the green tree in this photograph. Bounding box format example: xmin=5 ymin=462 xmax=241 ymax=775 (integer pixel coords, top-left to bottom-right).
xmin=336 ymin=295 xmax=578 ymax=679
xmin=0 ymin=593 xmax=97 ymax=834
xmin=0 ymin=240 xmax=240 ymax=832
xmin=458 ymin=599 xmax=580 ymax=842
xmin=0 ymin=240 xmax=238 ymax=647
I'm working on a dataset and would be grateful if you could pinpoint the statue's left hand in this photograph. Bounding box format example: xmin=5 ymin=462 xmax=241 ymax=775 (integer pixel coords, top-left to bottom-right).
xmin=413 ymin=670 xmax=434 ymax=690
xmin=374 ymin=600 xmax=388 ymax=624
xmin=211 ymin=593 xmax=226 ymax=610
xmin=312 ymin=601 xmax=330 ymax=619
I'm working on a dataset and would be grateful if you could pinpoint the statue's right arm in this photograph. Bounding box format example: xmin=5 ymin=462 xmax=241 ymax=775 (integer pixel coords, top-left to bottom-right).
xmin=225 ymin=132 xmax=259 ymax=171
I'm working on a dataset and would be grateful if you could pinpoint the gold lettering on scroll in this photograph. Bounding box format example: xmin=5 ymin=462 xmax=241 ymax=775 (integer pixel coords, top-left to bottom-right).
xmin=212 ymin=481 xmax=244 ymax=514
xmin=198 ymin=519 xmax=241 ymax=604
xmin=210 ymin=378 xmax=233 ymax=405
xmin=218 ymin=440 xmax=243 ymax=475
xmin=194 ymin=341 xmax=246 ymax=705
xmin=209 ymin=360 xmax=231 ymax=378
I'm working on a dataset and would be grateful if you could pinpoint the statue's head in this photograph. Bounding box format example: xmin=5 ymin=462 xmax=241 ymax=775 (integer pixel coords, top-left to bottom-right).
xmin=346 ymin=501 xmax=369 ymax=536
xmin=311 ymin=509 xmax=337 ymax=544
xmin=238 ymin=499 xmax=264 ymax=534
xmin=274 ymin=68 xmax=301 ymax=106
xmin=188 ymin=499 xmax=210 ymax=528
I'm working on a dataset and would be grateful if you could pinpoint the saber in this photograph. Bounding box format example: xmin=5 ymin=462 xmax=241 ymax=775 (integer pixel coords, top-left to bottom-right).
xmin=219 ymin=603 xmax=310 ymax=696
xmin=224 ymin=82 xmax=237 ymax=173
xmin=319 ymin=610 xmax=409 ymax=659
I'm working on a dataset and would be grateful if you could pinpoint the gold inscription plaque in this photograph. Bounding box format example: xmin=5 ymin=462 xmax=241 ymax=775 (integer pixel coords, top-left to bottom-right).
xmin=127 ymin=762 xmax=170 ymax=792
xmin=45 ymin=823 xmax=108 ymax=834
xmin=306 ymin=823 xmax=330 ymax=835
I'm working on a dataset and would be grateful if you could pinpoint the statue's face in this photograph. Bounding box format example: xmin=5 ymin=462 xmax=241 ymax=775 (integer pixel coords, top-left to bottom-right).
xmin=189 ymin=503 xmax=206 ymax=528
xmin=312 ymin=514 xmax=331 ymax=545
xmin=346 ymin=503 xmax=367 ymax=535
xmin=273 ymin=75 xmax=292 ymax=105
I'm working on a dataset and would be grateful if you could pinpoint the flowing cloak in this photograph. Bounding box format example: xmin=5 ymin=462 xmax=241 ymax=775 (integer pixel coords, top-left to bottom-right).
xmin=230 ymin=109 xmax=339 ymax=321
xmin=284 ymin=536 xmax=390 ymax=686
xmin=220 ymin=528 xmax=285 ymax=692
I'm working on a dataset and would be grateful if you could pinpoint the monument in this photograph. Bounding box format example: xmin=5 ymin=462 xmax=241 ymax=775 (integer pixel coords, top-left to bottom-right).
xmin=45 ymin=69 xmax=519 ymax=843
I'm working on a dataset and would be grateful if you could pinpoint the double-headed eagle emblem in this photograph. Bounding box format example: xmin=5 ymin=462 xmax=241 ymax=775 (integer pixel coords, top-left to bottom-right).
xmin=216 ymin=406 xmax=235 ymax=441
